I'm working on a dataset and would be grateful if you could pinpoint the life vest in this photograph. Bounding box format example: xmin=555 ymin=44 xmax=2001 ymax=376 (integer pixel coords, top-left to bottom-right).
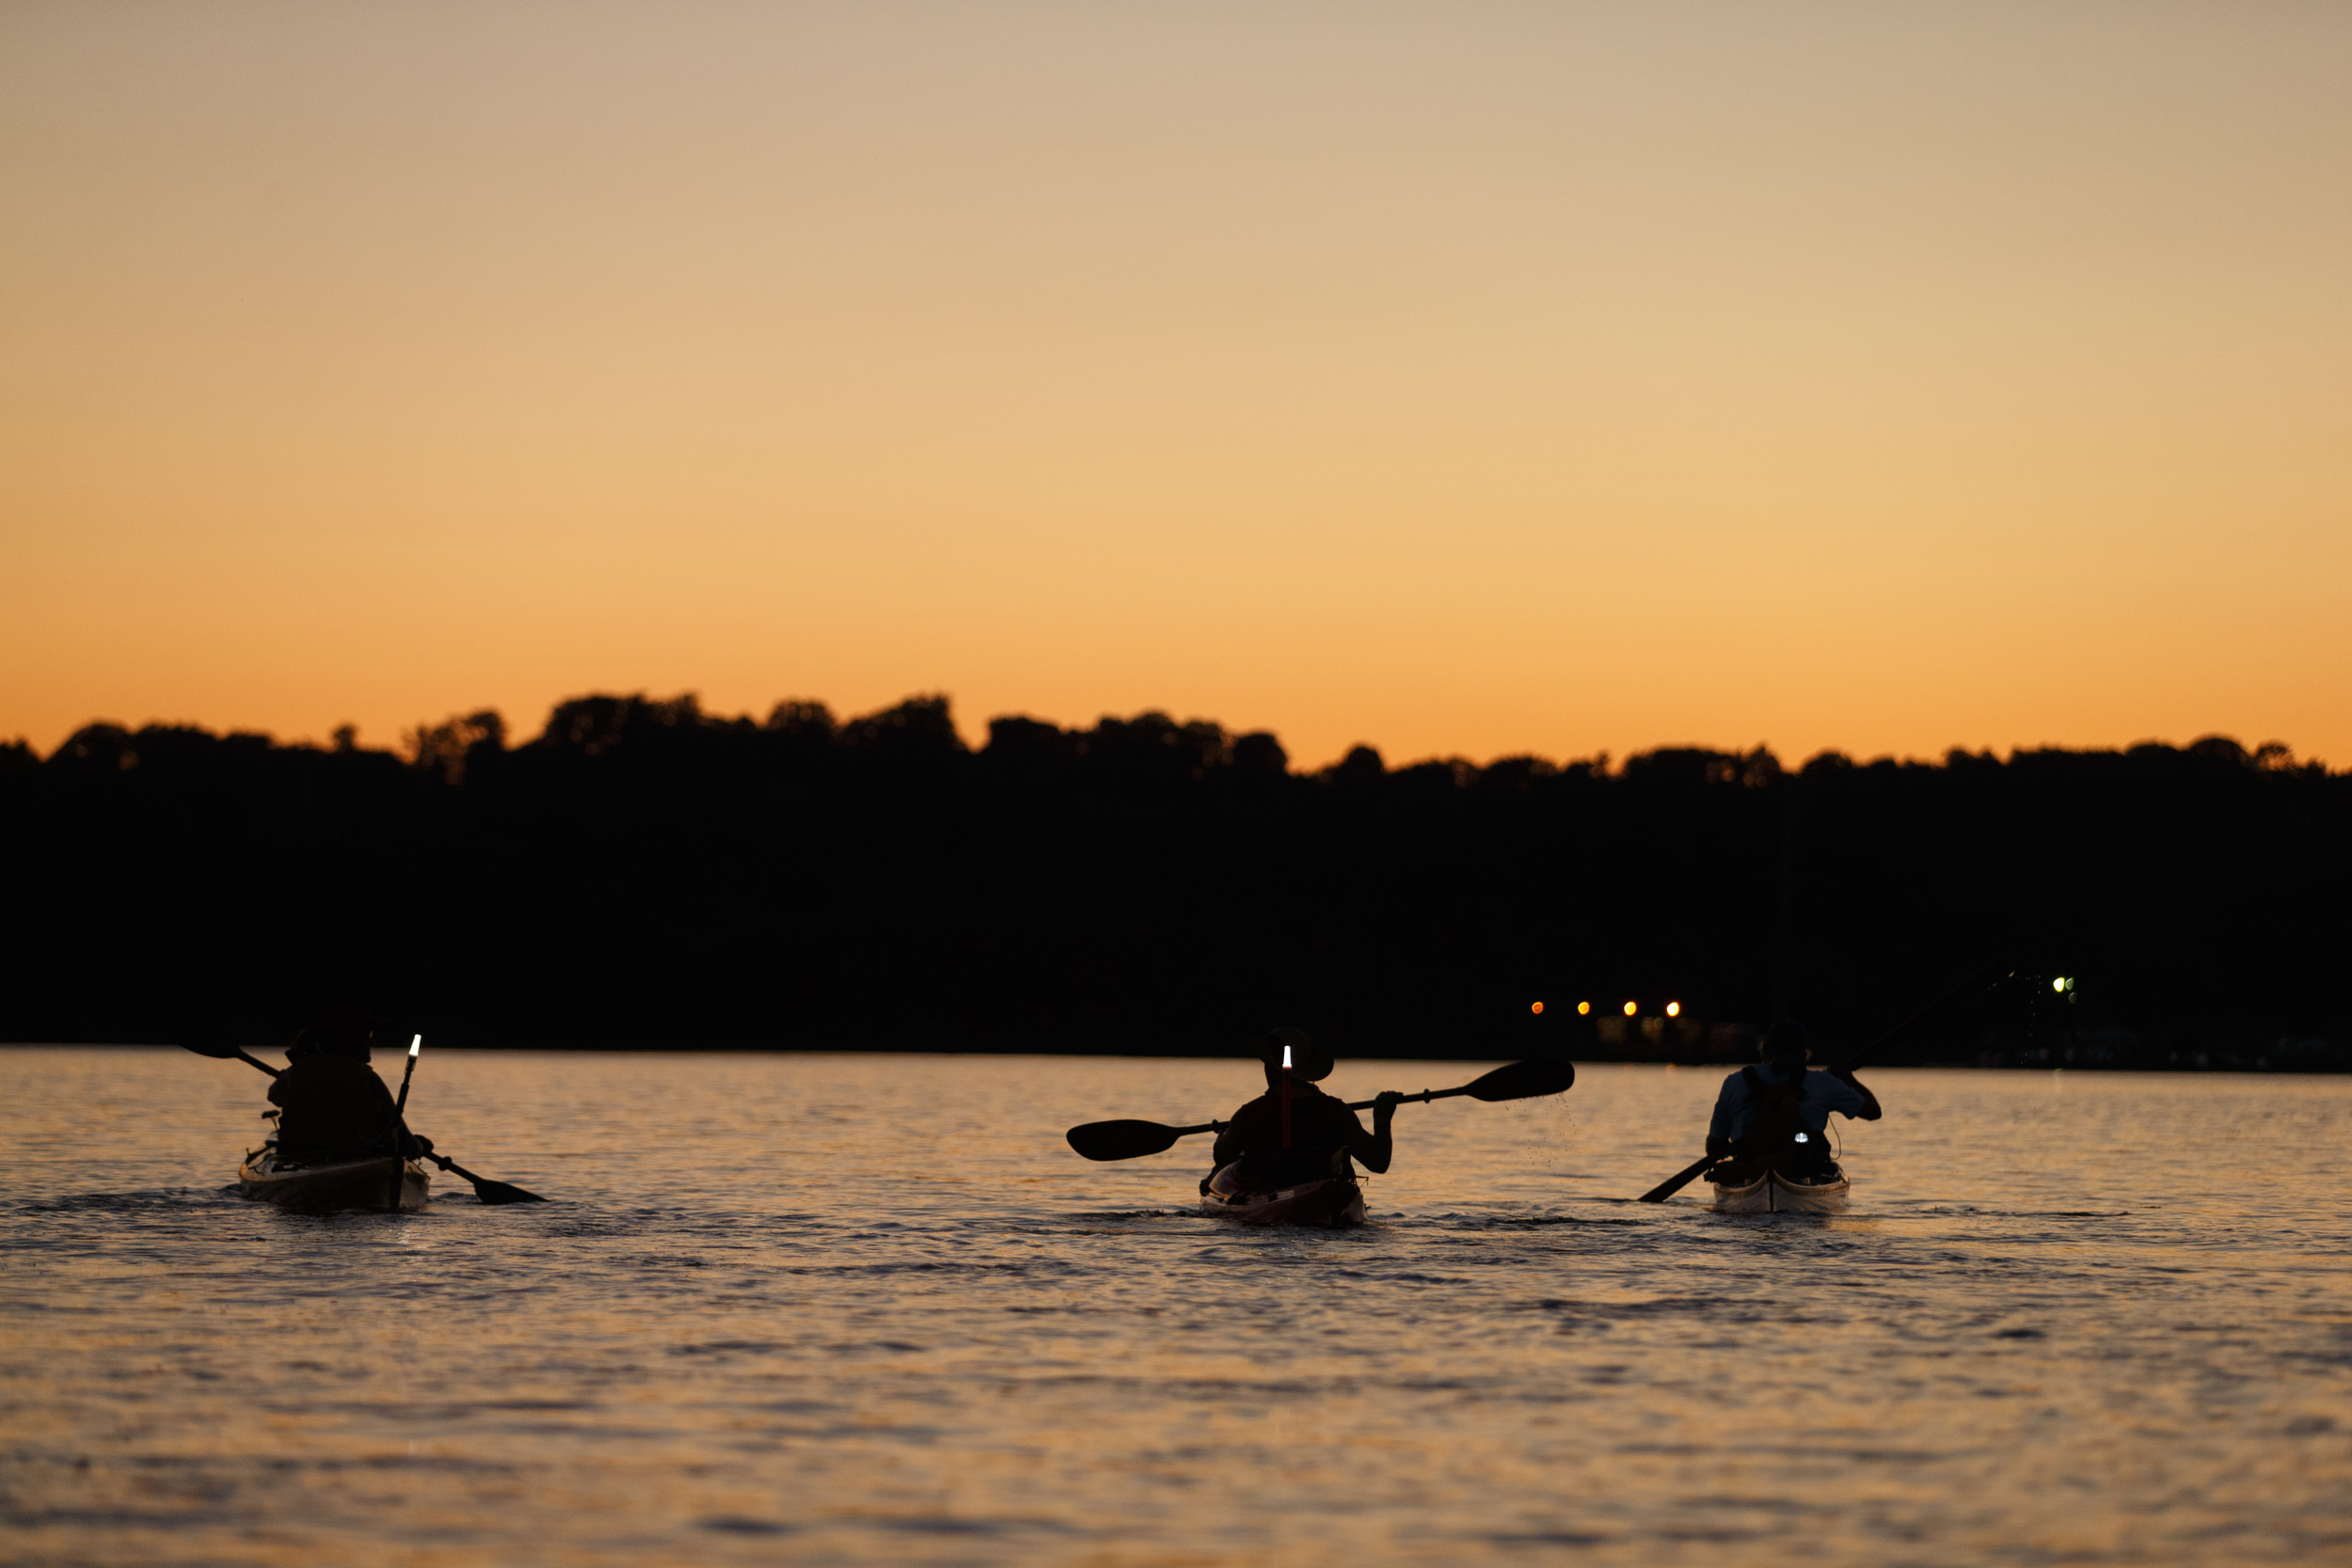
xmin=1733 ymin=1065 xmax=1830 ymax=1172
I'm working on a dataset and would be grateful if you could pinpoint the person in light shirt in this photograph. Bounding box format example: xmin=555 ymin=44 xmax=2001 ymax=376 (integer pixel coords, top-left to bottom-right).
xmin=1705 ymin=1021 xmax=1880 ymax=1181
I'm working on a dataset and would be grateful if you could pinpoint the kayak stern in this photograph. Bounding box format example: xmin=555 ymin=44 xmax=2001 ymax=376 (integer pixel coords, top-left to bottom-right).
xmin=1200 ymin=1165 xmax=1367 ymax=1227
xmin=1708 ymin=1164 xmax=1849 ymax=1214
xmin=238 ymin=1148 xmax=430 ymax=1212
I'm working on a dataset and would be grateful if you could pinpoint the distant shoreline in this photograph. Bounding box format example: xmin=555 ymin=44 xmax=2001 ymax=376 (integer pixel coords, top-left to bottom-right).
xmin=9 ymin=1038 xmax=2344 ymax=1073
xmin=7 ymin=695 xmax=2346 ymax=1058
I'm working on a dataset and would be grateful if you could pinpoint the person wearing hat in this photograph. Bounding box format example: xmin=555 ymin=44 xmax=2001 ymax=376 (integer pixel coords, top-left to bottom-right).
xmin=1204 ymin=1027 xmax=1402 ymax=1195
xmin=1704 ymin=1021 xmax=1879 ymax=1181
xmin=267 ymin=1004 xmax=431 ymax=1165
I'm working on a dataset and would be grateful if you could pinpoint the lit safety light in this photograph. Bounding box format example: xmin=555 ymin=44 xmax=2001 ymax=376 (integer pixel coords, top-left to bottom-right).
xmin=2052 ymin=975 xmax=2077 ymax=994
xmin=1281 ymin=1043 xmax=1293 ymax=1069
xmin=1623 ymin=1001 xmax=1637 ymax=1016
xmin=1577 ymin=1002 xmax=1591 ymax=1015
xmin=1531 ymin=1001 xmax=1544 ymax=1015
xmin=1794 ymin=1132 xmax=1810 ymax=1144
xmin=408 ymin=1035 xmax=421 ymax=1058
xmin=1665 ymin=1001 xmax=1681 ymax=1018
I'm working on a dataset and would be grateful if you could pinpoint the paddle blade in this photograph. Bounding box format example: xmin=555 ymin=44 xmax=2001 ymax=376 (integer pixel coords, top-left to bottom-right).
xmin=1066 ymin=1119 xmax=1184 ymax=1162
xmin=178 ymin=1037 xmax=246 ymax=1059
xmin=429 ymin=1154 xmax=550 ymax=1204
xmin=469 ymin=1178 xmax=548 ymax=1205
xmin=1462 ymin=1057 xmax=1576 ymax=1102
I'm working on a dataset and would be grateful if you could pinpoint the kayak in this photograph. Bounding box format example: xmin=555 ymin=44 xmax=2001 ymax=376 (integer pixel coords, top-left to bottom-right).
xmin=238 ymin=1147 xmax=430 ymax=1212
xmin=1707 ymin=1164 xmax=1849 ymax=1214
xmin=1200 ymin=1164 xmax=1366 ymax=1227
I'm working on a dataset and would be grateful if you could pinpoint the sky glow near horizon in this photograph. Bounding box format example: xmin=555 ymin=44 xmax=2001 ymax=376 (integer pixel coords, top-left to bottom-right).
xmin=3 ymin=2 xmax=2348 ymax=769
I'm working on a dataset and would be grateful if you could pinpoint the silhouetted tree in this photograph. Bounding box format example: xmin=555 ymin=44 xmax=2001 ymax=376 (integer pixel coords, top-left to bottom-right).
xmin=1 ymin=698 xmax=2344 ymax=1062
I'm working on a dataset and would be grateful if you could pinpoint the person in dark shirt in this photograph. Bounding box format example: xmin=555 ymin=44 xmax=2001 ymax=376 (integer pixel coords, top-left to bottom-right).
xmin=267 ymin=1005 xmax=428 ymax=1164
xmin=1206 ymin=1027 xmax=1402 ymax=1194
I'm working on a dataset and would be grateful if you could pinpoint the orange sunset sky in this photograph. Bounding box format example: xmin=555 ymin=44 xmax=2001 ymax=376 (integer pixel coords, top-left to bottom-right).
xmin=4 ymin=3 xmax=2347 ymax=769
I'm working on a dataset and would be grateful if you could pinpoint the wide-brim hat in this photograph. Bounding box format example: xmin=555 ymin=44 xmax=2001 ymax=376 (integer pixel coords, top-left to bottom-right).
xmin=292 ymin=1003 xmax=387 ymax=1061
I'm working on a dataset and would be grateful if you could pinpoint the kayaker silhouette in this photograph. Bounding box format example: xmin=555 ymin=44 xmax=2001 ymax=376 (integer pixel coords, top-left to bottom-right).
xmin=1702 ymin=1021 xmax=1880 ymax=1185
xmin=267 ymin=1005 xmax=432 ymax=1165
xmin=1201 ymin=1028 xmax=1402 ymax=1197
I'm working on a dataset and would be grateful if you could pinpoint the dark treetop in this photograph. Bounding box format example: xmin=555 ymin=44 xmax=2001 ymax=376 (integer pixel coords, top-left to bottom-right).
xmin=2 ymin=697 xmax=2344 ymax=1061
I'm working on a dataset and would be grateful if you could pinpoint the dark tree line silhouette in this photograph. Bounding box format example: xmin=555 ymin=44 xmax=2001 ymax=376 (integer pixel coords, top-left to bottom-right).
xmin=3 ymin=695 xmax=2344 ymax=1064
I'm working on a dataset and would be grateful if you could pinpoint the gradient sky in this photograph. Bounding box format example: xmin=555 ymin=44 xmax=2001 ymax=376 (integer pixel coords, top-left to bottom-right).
xmin=4 ymin=1 xmax=2347 ymax=768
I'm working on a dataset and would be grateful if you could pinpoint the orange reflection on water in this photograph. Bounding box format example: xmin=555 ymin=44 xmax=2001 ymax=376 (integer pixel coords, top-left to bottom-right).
xmin=2 ymin=1049 xmax=2348 ymax=1565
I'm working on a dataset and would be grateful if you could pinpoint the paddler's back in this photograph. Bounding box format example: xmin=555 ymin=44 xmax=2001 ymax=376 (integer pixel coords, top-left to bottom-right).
xmin=268 ymin=1053 xmax=400 ymax=1159
xmin=1212 ymin=1084 xmax=1375 ymax=1188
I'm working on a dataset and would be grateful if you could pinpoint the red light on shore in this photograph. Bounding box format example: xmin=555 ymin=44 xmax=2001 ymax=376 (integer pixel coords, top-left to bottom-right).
xmin=1623 ymin=1001 xmax=1637 ymax=1016
xmin=1577 ymin=1001 xmax=1591 ymax=1015
xmin=1531 ymin=1001 xmax=1544 ymax=1015
xmin=1665 ymin=1001 xmax=1681 ymax=1018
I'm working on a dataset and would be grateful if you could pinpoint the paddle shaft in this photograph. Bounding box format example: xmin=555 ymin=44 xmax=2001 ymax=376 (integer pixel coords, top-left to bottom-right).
xmin=1164 ymin=1084 xmax=1467 ymax=1135
xmin=1344 ymin=1084 xmax=1467 ymax=1112
xmin=1835 ymin=957 xmax=2012 ymax=1074
xmin=1097 ymin=1085 xmax=1458 ymax=1146
xmin=385 ymin=1043 xmax=421 ymax=1207
xmin=424 ymin=1151 xmax=500 ymax=1187
xmin=1638 ymin=1153 xmax=1722 ymax=1205
xmin=1131 ymin=1083 xmax=1474 ymax=1142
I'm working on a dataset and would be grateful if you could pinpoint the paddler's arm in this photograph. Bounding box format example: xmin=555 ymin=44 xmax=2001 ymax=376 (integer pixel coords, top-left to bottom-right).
xmin=1705 ymin=1074 xmax=1740 ymax=1157
xmin=353 ymin=1065 xmax=433 ymax=1156
xmin=1344 ymin=1093 xmax=1402 ymax=1174
xmin=1210 ymin=1104 xmax=1253 ymax=1167
xmin=1828 ymin=1066 xmax=1882 ymax=1120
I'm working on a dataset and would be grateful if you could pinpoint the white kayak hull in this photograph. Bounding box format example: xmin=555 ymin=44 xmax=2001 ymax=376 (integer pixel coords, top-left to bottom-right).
xmin=238 ymin=1148 xmax=430 ymax=1212
xmin=1200 ymin=1169 xmax=1366 ymax=1227
xmin=1708 ymin=1167 xmax=1849 ymax=1214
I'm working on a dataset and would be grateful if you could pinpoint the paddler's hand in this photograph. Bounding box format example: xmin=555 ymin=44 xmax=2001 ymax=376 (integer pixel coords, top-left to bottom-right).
xmin=1372 ymin=1091 xmax=1404 ymax=1131
xmin=1706 ymin=1134 xmax=1730 ymax=1159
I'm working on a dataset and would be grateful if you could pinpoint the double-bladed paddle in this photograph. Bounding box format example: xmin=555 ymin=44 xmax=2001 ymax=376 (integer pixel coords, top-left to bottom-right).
xmin=1064 ymin=1056 xmax=1576 ymax=1163
xmin=180 ymin=1037 xmax=549 ymax=1204
xmin=1634 ymin=957 xmax=2018 ymax=1203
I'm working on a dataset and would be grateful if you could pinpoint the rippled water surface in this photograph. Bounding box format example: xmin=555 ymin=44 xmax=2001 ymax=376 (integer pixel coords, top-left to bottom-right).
xmin=5 ymin=1049 xmax=2350 ymax=1566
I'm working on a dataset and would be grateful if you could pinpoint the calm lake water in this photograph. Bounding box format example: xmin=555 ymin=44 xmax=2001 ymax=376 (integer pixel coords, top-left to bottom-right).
xmin=4 ymin=1049 xmax=2349 ymax=1566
